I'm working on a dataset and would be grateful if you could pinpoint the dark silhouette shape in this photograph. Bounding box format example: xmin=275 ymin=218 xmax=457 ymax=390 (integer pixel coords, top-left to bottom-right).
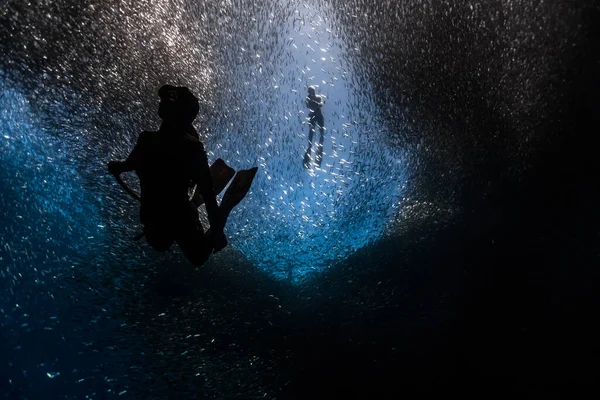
xmin=107 ymin=85 xmax=252 ymax=266
xmin=303 ymin=86 xmax=325 ymax=168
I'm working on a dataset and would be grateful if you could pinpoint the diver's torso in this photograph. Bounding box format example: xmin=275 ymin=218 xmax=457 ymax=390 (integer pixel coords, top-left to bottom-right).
xmin=134 ymin=130 xmax=198 ymax=217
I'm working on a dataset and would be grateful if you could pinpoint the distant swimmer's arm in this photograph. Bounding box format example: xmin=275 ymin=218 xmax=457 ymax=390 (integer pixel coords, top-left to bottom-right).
xmin=306 ymin=96 xmax=323 ymax=109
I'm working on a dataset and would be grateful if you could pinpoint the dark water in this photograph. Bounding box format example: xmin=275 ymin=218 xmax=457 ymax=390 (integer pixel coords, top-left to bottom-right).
xmin=1 ymin=0 xmax=599 ymax=398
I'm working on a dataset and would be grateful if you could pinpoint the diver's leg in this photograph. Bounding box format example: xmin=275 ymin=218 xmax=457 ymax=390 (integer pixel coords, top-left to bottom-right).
xmin=179 ymin=168 xmax=259 ymax=266
xmin=140 ymin=207 xmax=175 ymax=252
xmin=191 ymin=159 xmax=236 ymax=207
xmin=220 ymin=167 xmax=259 ymax=218
xmin=175 ymin=209 xmax=213 ymax=266
xmin=177 ymin=230 xmax=213 ymax=266
xmin=144 ymin=222 xmax=175 ymax=252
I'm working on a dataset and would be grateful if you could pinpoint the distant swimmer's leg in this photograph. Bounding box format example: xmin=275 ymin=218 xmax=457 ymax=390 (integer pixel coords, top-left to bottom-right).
xmin=314 ymin=114 xmax=325 ymax=167
xmin=316 ymin=122 xmax=325 ymax=168
xmin=304 ymin=121 xmax=315 ymax=168
xmin=303 ymin=149 xmax=311 ymax=169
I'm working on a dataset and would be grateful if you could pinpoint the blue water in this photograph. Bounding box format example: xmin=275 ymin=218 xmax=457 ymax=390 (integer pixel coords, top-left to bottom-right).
xmin=0 ymin=75 xmax=125 ymax=397
xmin=0 ymin=3 xmax=408 ymax=282
xmin=2 ymin=0 xmax=597 ymax=397
xmin=0 ymin=0 xmax=408 ymax=397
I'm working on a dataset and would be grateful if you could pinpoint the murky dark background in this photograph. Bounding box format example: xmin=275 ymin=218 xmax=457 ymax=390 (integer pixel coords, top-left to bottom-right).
xmin=1 ymin=0 xmax=599 ymax=398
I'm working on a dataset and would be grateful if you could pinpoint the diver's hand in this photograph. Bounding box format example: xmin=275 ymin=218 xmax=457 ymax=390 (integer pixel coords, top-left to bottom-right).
xmin=212 ymin=230 xmax=228 ymax=252
xmin=107 ymin=161 xmax=124 ymax=175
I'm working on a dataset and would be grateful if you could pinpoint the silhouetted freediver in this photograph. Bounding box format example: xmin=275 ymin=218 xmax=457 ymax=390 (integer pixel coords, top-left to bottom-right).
xmin=303 ymin=86 xmax=325 ymax=168
xmin=107 ymin=85 xmax=257 ymax=266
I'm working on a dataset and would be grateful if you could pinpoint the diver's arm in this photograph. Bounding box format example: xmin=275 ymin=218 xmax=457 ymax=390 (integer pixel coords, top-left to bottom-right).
xmin=108 ymin=149 xmax=137 ymax=174
xmin=107 ymin=133 xmax=144 ymax=175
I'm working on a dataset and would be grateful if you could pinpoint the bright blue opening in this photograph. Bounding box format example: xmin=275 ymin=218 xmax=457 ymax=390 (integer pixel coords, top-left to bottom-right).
xmin=203 ymin=3 xmax=407 ymax=282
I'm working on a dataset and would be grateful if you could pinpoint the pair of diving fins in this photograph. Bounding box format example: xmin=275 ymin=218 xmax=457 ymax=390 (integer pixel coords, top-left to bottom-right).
xmin=113 ymin=159 xmax=257 ymax=241
xmin=190 ymin=158 xmax=258 ymax=210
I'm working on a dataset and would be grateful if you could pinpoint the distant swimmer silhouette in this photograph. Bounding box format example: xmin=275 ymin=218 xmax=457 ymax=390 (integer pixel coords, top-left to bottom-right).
xmin=107 ymin=85 xmax=257 ymax=266
xmin=303 ymin=86 xmax=325 ymax=169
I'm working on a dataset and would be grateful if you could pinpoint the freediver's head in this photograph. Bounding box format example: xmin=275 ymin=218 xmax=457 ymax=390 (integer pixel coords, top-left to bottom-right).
xmin=157 ymin=85 xmax=200 ymax=126
xmin=307 ymin=86 xmax=316 ymax=96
